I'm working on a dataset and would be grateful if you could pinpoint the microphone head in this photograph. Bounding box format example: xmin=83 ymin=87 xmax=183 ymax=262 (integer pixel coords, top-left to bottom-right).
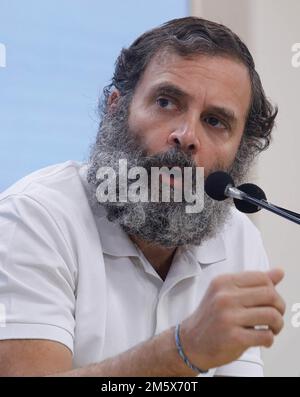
xmin=205 ymin=171 xmax=234 ymax=201
xmin=234 ymin=183 xmax=267 ymax=213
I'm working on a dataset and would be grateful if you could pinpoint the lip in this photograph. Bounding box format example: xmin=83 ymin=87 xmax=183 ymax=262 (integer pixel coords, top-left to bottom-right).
xmin=160 ymin=173 xmax=182 ymax=188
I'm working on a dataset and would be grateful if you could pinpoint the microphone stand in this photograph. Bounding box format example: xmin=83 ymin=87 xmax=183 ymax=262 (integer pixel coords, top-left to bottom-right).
xmin=274 ymin=205 xmax=300 ymax=220
xmin=226 ymin=186 xmax=300 ymax=226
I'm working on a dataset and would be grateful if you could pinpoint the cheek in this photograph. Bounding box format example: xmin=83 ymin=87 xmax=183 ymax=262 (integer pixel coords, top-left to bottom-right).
xmin=143 ymin=135 xmax=169 ymax=155
xmin=198 ymin=144 xmax=240 ymax=177
xmin=214 ymin=141 xmax=242 ymax=170
xmin=128 ymin=115 xmax=172 ymax=155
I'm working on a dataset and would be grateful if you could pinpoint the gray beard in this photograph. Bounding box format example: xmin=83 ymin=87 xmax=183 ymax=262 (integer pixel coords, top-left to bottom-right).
xmin=86 ymin=95 xmax=255 ymax=248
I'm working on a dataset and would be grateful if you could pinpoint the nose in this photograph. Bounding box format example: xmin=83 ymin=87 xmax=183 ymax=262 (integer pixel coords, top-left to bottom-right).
xmin=167 ymin=120 xmax=200 ymax=155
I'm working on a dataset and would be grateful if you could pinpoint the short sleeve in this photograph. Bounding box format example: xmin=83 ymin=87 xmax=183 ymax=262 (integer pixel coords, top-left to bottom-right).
xmin=0 ymin=194 xmax=77 ymax=353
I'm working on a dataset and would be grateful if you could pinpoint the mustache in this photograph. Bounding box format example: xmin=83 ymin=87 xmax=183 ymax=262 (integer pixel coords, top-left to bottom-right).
xmin=138 ymin=147 xmax=196 ymax=171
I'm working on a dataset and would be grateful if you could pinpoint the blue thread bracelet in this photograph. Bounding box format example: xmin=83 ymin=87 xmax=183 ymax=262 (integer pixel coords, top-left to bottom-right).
xmin=175 ymin=324 xmax=208 ymax=375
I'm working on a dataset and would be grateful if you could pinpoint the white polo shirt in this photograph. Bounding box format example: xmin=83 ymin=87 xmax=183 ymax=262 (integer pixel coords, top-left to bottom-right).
xmin=0 ymin=161 xmax=269 ymax=376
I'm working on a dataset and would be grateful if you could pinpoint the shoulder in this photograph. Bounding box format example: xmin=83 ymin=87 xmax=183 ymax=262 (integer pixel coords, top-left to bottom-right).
xmin=0 ymin=160 xmax=84 ymax=200
xmin=0 ymin=161 xmax=90 ymax=218
xmin=0 ymin=161 xmax=95 ymax=267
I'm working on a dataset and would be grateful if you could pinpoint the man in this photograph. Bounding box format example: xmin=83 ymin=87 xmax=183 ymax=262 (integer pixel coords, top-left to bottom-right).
xmin=0 ymin=17 xmax=285 ymax=376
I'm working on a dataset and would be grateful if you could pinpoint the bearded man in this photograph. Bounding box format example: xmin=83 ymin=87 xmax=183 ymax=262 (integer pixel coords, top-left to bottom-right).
xmin=0 ymin=17 xmax=285 ymax=377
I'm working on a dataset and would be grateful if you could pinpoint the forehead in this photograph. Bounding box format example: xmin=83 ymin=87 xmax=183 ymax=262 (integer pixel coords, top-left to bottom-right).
xmin=134 ymin=51 xmax=252 ymax=119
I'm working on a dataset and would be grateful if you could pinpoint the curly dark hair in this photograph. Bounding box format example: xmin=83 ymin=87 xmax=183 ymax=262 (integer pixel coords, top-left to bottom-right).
xmin=102 ymin=17 xmax=277 ymax=156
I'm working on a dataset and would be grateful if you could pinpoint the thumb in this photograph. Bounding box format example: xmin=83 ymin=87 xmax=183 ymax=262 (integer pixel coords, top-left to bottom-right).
xmin=267 ymin=268 xmax=285 ymax=286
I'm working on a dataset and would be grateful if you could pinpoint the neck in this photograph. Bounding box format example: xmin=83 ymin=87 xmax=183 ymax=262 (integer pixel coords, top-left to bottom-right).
xmin=129 ymin=234 xmax=177 ymax=281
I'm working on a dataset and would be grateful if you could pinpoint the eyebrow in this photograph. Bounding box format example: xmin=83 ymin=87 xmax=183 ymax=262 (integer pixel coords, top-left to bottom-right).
xmin=150 ymin=83 xmax=188 ymax=100
xmin=150 ymin=82 xmax=238 ymax=126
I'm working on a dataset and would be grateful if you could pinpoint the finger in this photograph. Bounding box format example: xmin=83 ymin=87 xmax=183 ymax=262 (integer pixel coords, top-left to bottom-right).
xmin=237 ymin=307 xmax=284 ymax=335
xmin=267 ymin=268 xmax=285 ymax=286
xmin=235 ymin=286 xmax=286 ymax=315
xmin=231 ymin=271 xmax=272 ymax=288
xmin=239 ymin=328 xmax=274 ymax=349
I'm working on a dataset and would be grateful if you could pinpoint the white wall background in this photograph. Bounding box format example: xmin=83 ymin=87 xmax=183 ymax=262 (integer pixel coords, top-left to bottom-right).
xmin=191 ymin=0 xmax=300 ymax=376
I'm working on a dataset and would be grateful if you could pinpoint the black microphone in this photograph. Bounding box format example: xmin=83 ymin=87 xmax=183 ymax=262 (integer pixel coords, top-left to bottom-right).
xmin=204 ymin=171 xmax=234 ymax=201
xmin=237 ymin=182 xmax=300 ymax=219
xmin=235 ymin=183 xmax=267 ymax=213
xmin=205 ymin=171 xmax=300 ymax=226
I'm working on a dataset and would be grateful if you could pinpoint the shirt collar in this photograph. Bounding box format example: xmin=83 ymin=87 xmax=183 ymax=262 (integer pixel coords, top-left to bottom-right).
xmin=95 ymin=206 xmax=140 ymax=258
xmin=80 ymin=162 xmax=227 ymax=267
xmin=188 ymin=234 xmax=227 ymax=267
xmin=95 ymin=205 xmax=226 ymax=266
xmin=79 ymin=163 xmax=140 ymax=258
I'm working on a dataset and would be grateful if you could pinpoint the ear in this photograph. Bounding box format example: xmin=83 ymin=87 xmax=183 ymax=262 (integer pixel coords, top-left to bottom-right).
xmin=107 ymin=89 xmax=121 ymax=112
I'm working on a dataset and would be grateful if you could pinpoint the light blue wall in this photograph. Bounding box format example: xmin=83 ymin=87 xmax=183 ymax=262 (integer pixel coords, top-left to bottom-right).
xmin=0 ymin=0 xmax=188 ymax=191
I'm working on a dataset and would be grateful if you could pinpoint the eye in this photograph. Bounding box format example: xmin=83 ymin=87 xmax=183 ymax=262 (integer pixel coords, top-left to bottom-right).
xmin=203 ymin=116 xmax=228 ymax=129
xmin=156 ymin=97 xmax=177 ymax=110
